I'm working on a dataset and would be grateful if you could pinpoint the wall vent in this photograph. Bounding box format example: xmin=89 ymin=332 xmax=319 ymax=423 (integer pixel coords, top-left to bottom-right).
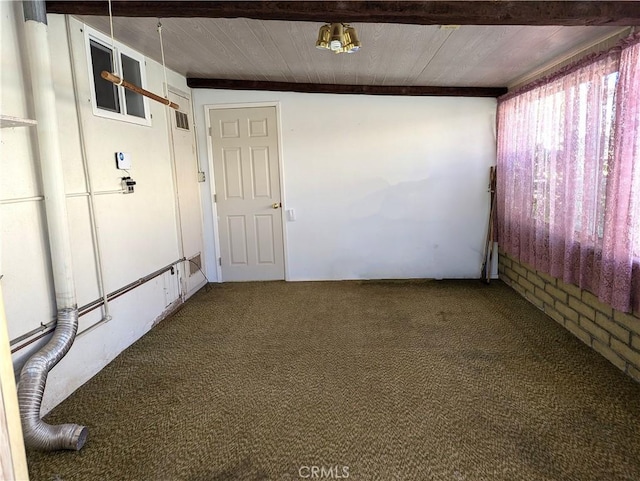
xmin=189 ymin=253 xmax=201 ymax=277
xmin=175 ymin=110 xmax=189 ymax=130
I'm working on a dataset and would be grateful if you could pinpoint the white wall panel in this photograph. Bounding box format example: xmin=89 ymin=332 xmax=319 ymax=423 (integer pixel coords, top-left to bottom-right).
xmin=0 ymin=202 xmax=54 ymax=341
xmin=66 ymin=197 xmax=101 ymax=306
xmin=193 ymin=90 xmax=497 ymax=281
xmin=0 ymin=1 xmax=40 ymax=201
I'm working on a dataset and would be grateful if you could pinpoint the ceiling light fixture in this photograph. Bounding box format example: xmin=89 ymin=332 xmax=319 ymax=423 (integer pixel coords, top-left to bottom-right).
xmin=316 ymin=23 xmax=361 ymax=54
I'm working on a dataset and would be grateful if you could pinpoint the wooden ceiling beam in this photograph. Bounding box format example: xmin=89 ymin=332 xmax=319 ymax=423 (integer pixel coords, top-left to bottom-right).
xmin=186 ymin=78 xmax=507 ymax=98
xmin=46 ymin=1 xmax=640 ymax=26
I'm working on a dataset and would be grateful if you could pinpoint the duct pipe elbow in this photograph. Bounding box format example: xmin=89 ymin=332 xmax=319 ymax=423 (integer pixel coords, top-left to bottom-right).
xmin=22 ymin=419 xmax=88 ymax=451
xmin=18 ymin=308 xmax=88 ymax=450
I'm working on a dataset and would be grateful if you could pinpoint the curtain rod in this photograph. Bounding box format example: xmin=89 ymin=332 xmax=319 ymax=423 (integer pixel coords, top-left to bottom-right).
xmin=101 ymin=71 xmax=179 ymax=110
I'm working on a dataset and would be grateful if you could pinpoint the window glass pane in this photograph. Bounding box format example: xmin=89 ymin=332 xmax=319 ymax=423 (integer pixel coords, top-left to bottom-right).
xmin=121 ymin=54 xmax=145 ymax=118
xmin=90 ymin=40 xmax=119 ymax=113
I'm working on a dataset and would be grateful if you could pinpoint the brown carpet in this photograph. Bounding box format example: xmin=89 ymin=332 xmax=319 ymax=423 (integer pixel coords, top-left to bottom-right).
xmin=26 ymin=280 xmax=640 ymax=481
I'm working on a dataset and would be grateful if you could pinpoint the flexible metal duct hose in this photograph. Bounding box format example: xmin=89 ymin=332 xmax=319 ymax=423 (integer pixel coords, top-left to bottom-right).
xmin=18 ymin=308 xmax=88 ymax=450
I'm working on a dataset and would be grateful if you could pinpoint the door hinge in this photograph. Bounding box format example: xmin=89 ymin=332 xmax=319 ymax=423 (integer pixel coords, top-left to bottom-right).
xmin=213 ymin=193 xmax=217 ymax=202
xmin=218 ymin=257 xmax=222 ymax=266
xmin=209 ymin=126 xmax=213 ymax=136
xmin=198 ymin=171 xmax=206 ymax=182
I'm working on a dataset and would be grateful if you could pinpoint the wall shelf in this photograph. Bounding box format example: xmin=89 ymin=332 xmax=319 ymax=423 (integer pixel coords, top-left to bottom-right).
xmin=0 ymin=115 xmax=37 ymax=129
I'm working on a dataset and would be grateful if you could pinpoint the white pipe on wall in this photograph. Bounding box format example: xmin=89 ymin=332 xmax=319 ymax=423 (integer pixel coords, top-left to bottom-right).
xmin=164 ymin=89 xmax=188 ymax=300
xmin=0 ymin=196 xmax=45 ymax=205
xmin=18 ymin=0 xmax=87 ymax=451
xmin=23 ymin=4 xmax=76 ymax=309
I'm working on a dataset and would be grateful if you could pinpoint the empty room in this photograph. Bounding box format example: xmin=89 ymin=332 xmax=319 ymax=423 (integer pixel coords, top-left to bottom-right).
xmin=1 ymin=1 xmax=640 ymax=480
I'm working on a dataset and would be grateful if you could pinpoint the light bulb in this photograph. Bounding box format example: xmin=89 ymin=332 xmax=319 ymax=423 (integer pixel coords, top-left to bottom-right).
xmin=329 ymin=23 xmax=344 ymax=51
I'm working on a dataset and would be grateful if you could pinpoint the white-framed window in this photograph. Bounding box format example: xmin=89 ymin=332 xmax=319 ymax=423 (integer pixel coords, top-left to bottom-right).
xmin=84 ymin=25 xmax=151 ymax=126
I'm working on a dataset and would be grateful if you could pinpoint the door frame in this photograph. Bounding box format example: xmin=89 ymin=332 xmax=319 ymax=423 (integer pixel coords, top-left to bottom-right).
xmin=167 ymin=85 xmax=207 ymax=298
xmin=204 ymin=102 xmax=289 ymax=282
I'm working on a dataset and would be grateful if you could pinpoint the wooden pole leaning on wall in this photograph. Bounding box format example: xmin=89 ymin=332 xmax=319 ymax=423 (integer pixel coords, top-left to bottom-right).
xmin=480 ymin=166 xmax=498 ymax=284
xmin=100 ymin=71 xmax=179 ymax=110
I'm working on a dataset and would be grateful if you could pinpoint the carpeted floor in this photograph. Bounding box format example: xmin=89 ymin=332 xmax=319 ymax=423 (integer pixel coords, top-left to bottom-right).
xmin=26 ymin=280 xmax=640 ymax=481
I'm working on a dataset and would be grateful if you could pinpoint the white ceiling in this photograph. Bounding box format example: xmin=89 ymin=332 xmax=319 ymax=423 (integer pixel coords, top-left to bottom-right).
xmin=76 ymin=15 xmax=625 ymax=88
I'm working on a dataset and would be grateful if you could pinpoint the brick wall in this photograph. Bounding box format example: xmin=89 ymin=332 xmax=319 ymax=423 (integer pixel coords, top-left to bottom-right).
xmin=498 ymin=250 xmax=640 ymax=383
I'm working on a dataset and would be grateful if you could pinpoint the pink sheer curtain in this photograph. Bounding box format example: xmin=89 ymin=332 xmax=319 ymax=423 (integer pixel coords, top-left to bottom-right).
xmin=609 ymin=38 xmax=640 ymax=313
xmin=497 ymin=35 xmax=640 ymax=313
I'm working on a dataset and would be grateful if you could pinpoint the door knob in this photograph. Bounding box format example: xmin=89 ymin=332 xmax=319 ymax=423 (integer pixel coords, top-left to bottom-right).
xmin=272 ymin=202 xmax=282 ymax=209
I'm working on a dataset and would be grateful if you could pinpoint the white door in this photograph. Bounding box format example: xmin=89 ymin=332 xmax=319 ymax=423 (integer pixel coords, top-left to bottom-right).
xmin=169 ymin=90 xmax=206 ymax=297
xmin=210 ymin=106 xmax=285 ymax=281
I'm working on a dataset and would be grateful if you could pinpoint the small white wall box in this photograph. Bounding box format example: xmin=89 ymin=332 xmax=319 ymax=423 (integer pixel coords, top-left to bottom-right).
xmin=115 ymin=152 xmax=132 ymax=169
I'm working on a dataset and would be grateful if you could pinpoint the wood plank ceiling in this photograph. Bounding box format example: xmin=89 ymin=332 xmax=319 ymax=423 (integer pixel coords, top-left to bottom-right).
xmin=51 ymin=1 xmax=636 ymax=95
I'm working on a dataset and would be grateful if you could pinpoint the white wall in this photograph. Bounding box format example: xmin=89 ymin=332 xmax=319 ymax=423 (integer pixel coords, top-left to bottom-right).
xmin=1 ymin=6 xmax=189 ymax=412
xmin=193 ymin=90 xmax=497 ymax=282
